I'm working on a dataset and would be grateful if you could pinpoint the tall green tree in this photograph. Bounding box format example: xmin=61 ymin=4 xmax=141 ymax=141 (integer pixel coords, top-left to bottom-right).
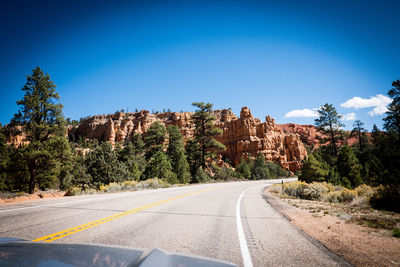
xmin=251 ymin=154 xmax=270 ymax=180
xmin=144 ymin=122 xmax=167 ymax=159
xmin=383 ymin=79 xmax=400 ymax=135
xmin=12 ymin=67 xmax=70 ymax=193
xmin=299 ymin=154 xmax=329 ymax=183
xmin=350 ymin=120 xmax=367 ymax=151
xmin=236 ymin=157 xmax=251 ymax=179
xmin=85 ymin=142 xmax=129 ymax=188
xmin=191 ymin=102 xmax=225 ymax=169
xmin=336 ymin=145 xmax=362 ymax=188
xmin=0 ymin=125 xmax=11 ymax=191
xmin=131 ymin=133 xmax=145 ymax=155
xmin=185 ymin=139 xmax=202 ymax=178
xmin=143 ymin=151 xmax=177 ymax=184
xmin=314 ymin=103 xmax=344 ymax=157
xmin=117 ymin=141 xmax=144 ymax=180
xmin=167 ymin=125 xmax=191 ymax=184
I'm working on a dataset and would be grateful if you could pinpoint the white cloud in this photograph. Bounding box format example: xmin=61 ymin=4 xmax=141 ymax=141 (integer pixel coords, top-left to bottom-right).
xmin=342 ymin=112 xmax=356 ymax=121
xmin=284 ymin=108 xmax=318 ymax=118
xmin=340 ymin=94 xmax=392 ymax=116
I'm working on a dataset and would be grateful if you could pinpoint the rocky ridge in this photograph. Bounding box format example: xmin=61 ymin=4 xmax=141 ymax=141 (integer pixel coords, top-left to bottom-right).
xmin=73 ymin=107 xmax=307 ymax=171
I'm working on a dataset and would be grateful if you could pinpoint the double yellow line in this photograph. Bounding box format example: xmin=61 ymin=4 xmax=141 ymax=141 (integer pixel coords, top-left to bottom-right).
xmin=33 ymin=187 xmax=217 ymax=242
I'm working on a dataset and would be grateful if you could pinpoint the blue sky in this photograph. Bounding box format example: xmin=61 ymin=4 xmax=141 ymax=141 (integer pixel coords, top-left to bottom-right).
xmin=1 ymin=0 xmax=399 ymax=130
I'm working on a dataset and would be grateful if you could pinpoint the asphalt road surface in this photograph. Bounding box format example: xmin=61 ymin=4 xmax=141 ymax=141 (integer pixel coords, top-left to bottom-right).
xmin=0 ymin=179 xmax=349 ymax=266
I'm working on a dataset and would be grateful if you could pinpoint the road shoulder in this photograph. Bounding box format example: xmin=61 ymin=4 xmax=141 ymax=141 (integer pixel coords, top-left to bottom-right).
xmin=263 ymin=189 xmax=400 ymax=266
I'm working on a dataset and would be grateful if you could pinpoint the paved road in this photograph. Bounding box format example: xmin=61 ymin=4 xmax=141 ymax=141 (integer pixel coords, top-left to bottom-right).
xmin=0 ymin=180 xmax=348 ymax=266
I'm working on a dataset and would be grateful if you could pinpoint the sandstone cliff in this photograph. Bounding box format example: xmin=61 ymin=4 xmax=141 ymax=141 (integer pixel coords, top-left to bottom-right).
xmin=72 ymin=107 xmax=307 ymax=171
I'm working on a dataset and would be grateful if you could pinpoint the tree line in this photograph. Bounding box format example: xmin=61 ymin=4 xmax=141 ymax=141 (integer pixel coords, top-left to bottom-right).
xmin=0 ymin=67 xmax=290 ymax=194
xmin=299 ymin=80 xmax=400 ymax=211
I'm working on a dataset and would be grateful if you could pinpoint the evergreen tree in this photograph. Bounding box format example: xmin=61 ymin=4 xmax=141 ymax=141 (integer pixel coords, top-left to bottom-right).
xmin=236 ymin=157 xmax=251 ymax=179
xmin=299 ymin=154 xmax=329 ymax=183
xmin=191 ymin=102 xmax=225 ymax=169
xmin=314 ymin=103 xmax=344 ymax=156
xmin=350 ymin=120 xmax=367 ymax=151
xmin=0 ymin=126 xmax=11 ymax=191
xmin=131 ymin=133 xmax=145 ymax=155
xmin=167 ymin=125 xmax=191 ymax=184
xmin=251 ymin=154 xmax=270 ymax=180
xmin=336 ymin=145 xmax=362 ymax=188
xmin=12 ymin=67 xmax=70 ymax=193
xmin=117 ymin=141 xmax=144 ymax=180
xmin=383 ymin=79 xmax=400 ymax=135
xmin=71 ymin=156 xmax=92 ymax=190
xmin=185 ymin=139 xmax=202 ymax=178
xmin=85 ymin=142 xmax=129 ymax=188
xmin=143 ymin=151 xmax=177 ymax=184
xmin=144 ymin=122 xmax=166 ymax=159
xmin=193 ymin=167 xmax=210 ymax=183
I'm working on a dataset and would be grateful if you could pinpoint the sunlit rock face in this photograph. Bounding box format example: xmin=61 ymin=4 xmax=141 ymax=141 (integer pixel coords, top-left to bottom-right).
xmin=73 ymin=107 xmax=307 ymax=172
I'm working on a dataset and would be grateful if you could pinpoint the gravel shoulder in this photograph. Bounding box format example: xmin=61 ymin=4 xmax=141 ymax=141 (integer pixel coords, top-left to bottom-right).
xmin=0 ymin=191 xmax=66 ymax=205
xmin=263 ymin=189 xmax=400 ymax=267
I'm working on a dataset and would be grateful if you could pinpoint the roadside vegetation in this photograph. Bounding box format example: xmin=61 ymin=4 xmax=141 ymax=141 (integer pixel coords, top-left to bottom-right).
xmin=0 ymin=67 xmax=291 ymax=198
xmin=269 ymin=181 xmax=400 ymax=237
xmin=295 ymin=80 xmax=400 ymax=213
xmin=268 ymin=79 xmax=400 ymax=237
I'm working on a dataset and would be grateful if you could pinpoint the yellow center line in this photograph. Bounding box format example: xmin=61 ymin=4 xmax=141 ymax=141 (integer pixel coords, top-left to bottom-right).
xmin=33 ymin=186 xmax=220 ymax=242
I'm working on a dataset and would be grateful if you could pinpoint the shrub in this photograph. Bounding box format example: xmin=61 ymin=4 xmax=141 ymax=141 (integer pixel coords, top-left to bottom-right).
xmin=122 ymin=180 xmax=138 ymax=190
xmin=326 ymin=191 xmax=342 ymax=203
xmin=341 ymin=189 xmax=357 ymax=202
xmin=354 ymin=184 xmax=375 ymax=198
xmin=269 ymin=183 xmax=283 ymax=194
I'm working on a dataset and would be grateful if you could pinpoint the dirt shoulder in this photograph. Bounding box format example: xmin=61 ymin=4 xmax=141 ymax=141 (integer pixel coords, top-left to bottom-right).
xmin=263 ymin=189 xmax=400 ymax=267
xmin=0 ymin=191 xmax=66 ymax=206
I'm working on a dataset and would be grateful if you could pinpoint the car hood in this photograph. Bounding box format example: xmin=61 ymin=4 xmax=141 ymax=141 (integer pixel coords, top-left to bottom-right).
xmin=0 ymin=238 xmax=237 ymax=267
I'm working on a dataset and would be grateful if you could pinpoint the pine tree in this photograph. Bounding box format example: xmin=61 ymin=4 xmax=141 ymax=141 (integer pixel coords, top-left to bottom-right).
xmin=193 ymin=167 xmax=210 ymax=183
xmin=314 ymin=103 xmax=344 ymax=157
xmin=0 ymin=125 xmax=11 ymax=191
xmin=144 ymin=122 xmax=166 ymax=159
xmin=85 ymin=142 xmax=129 ymax=188
xmin=131 ymin=133 xmax=145 ymax=155
xmin=236 ymin=157 xmax=251 ymax=179
xmin=191 ymin=102 xmax=225 ymax=169
xmin=12 ymin=67 xmax=70 ymax=193
xmin=350 ymin=120 xmax=366 ymax=151
xmin=167 ymin=125 xmax=191 ymax=183
xmin=185 ymin=139 xmax=202 ymax=178
xmin=383 ymin=79 xmax=400 ymax=135
xmin=337 ymin=145 xmax=362 ymax=188
xmin=144 ymin=151 xmax=177 ymax=184
xmin=299 ymin=154 xmax=329 ymax=183
xmin=251 ymin=154 xmax=270 ymax=180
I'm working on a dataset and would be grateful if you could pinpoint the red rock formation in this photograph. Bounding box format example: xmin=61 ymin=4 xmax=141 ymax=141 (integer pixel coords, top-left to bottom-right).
xmin=214 ymin=107 xmax=307 ymax=171
xmin=72 ymin=107 xmax=307 ymax=171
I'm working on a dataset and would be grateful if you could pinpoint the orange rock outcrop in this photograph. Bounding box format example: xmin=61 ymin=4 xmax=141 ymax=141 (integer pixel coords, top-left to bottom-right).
xmin=73 ymin=107 xmax=307 ymax=171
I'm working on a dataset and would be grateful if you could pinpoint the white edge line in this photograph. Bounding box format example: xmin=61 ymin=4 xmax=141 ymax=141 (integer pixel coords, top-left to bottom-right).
xmin=236 ymin=187 xmax=254 ymax=267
